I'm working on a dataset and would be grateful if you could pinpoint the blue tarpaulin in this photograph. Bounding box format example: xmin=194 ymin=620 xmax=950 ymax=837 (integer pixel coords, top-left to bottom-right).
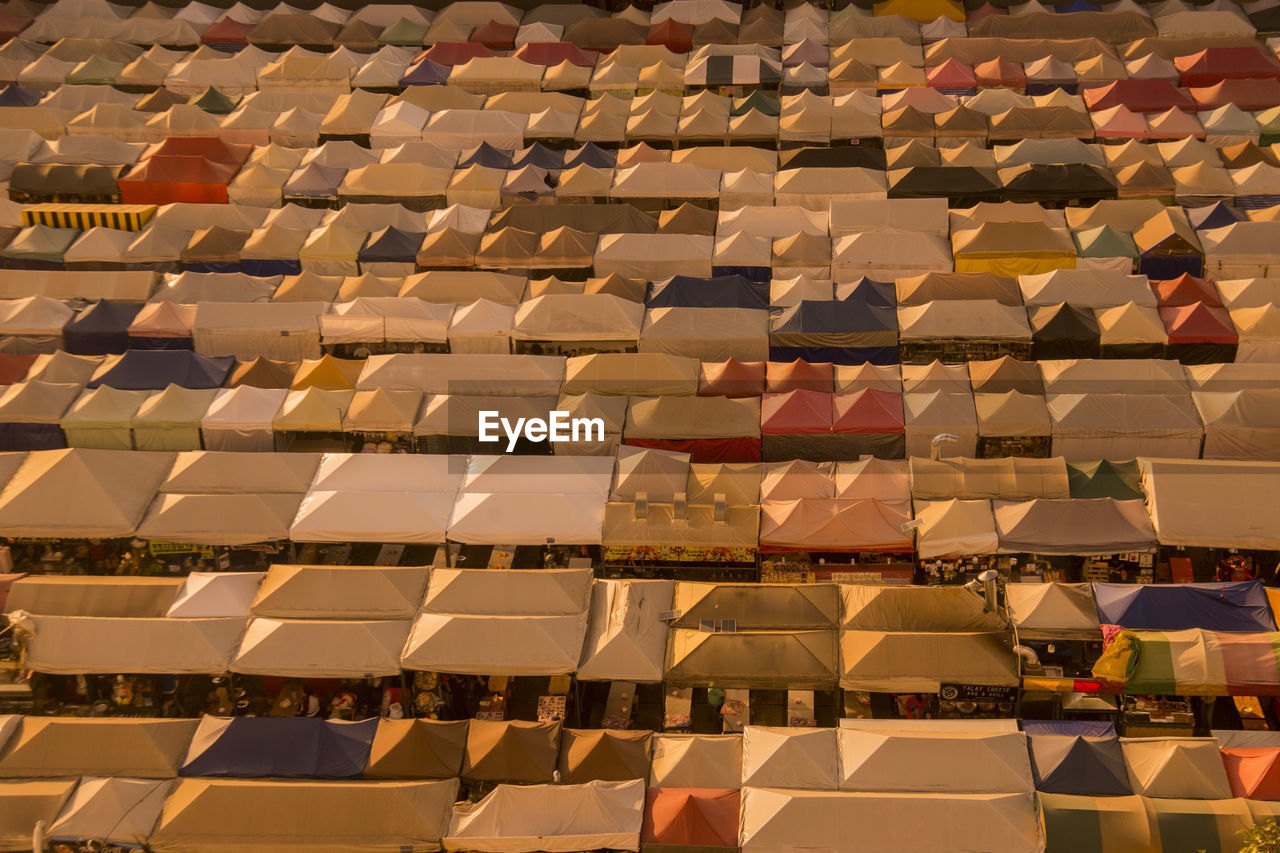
xmin=87 ymin=350 xmax=234 ymax=390
xmin=179 ymin=717 xmax=378 ymax=779
xmin=1091 ymin=581 xmax=1277 ymax=632
xmin=62 ymin=300 xmax=143 ymax=355
xmin=646 ymin=275 xmax=770 ymax=310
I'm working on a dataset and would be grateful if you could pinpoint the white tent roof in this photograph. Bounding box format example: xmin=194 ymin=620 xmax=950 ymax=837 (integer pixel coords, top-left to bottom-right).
xmin=1121 ymin=737 xmax=1234 ymax=799
xmin=48 ymin=777 xmax=171 ymax=847
xmin=165 ymin=571 xmax=265 ymax=618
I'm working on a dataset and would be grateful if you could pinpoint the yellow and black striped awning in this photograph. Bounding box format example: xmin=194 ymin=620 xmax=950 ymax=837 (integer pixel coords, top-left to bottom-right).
xmin=21 ymin=204 xmax=157 ymax=231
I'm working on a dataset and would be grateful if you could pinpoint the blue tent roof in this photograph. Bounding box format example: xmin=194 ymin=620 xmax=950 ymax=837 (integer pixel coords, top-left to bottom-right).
xmin=512 ymin=142 xmax=565 ymax=171
xmin=87 ymin=350 xmax=234 ymax=390
xmin=1091 ymin=581 xmax=1277 ymax=632
xmin=62 ymin=300 xmax=142 ymax=355
xmin=358 ymin=226 xmax=425 ymax=262
xmin=1028 ymin=734 xmax=1132 ymax=796
xmin=564 ymin=143 xmax=616 ymax=169
xmin=1055 ymin=0 xmax=1100 ymax=11
xmin=459 ymin=142 xmax=513 ymax=169
xmin=839 ymin=277 xmax=896 ymax=308
xmin=1022 ymin=720 xmax=1116 ymax=737
xmin=179 ymin=717 xmax=377 ymax=779
xmin=398 ymin=58 xmax=449 ymax=86
xmin=646 ymin=274 xmax=770 ymax=310
xmin=0 ymin=84 xmax=38 ymax=107
xmin=772 ymin=300 xmax=897 ymax=334
xmin=1187 ymin=202 xmax=1247 ymax=231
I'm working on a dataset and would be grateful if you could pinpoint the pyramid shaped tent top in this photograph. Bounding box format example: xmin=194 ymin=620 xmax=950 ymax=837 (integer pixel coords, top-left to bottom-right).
xmin=1029 ymin=734 xmax=1131 ymax=795
xmin=1067 ymin=459 xmax=1143 ymax=500
xmin=0 ymin=447 xmax=173 ymax=538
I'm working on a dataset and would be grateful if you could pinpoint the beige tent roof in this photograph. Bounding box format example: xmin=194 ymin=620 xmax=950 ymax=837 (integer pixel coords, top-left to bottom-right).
xmin=562 ymin=353 xmax=700 ymax=396
xmin=741 ymin=726 xmax=838 ymax=790
xmin=48 ymin=776 xmax=172 ymax=848
xmin=558 ymin=729 xmax=652 ymax=784
xmin=672 ymin=582 xmax=838 ymax=629
xmin=912 ymin=498 xmax=999 ymax=558
xmin=0 ymin=448 xmax=172 ymax=538
xmin=151 ymin=778 xmax=458 ymax=853
xmin=739 ymin=787 xmax=1042 ymax=853
xmin=839 ymin=630 xmax=1019 ymax=692
xmin=366 ymin=719 xmax=468 ymax=781
xmin=577 ymin=579 xmax=673 ymax=684
xmin=461 ymin=719 xmax=560 ymax=784
xmin=1004 ymin=581 xmax=1101 ymax=641
xmin=4 ymin=576 xmax=183 ymax=618
xmin=909 ymin=456 xmax=1070 ymax=500
xmin=840 ymin=584 xmax=1005 ymax=631
xmin=837 ymin=728 xmax=1033 ymax=793
xmin=231 ymin=617 xmax=409 ymax=678
xmin=1120 ymin=738 xmax=1233 ymax=799
xmin=250 ymin=565 xmax=429 ymax=620
xmin=1139 ymin=457 xmax=1280 ymax=548
xmin=10 ymin=613 xmax=244 ymax=675
xmin=603 ymin=503 xmax=758 ymax=551
xmin=0 ymin=718 xmax=198 ymax=778
xmin=0 ymin=780 xmax=76 ymax=851
xmin=625 ymin=395 xmax=761 ymax=438
xmin=649 ymin=734 xmax=742 ymax=789
xmin=665 ymin=628 xmax=838 ymax=688
xmin=443 ymin=779 xmax=643 ymax=853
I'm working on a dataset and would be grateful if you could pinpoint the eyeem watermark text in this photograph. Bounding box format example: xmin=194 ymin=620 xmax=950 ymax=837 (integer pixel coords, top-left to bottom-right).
xmin=478 ymin=411 xmax=605 ymax=452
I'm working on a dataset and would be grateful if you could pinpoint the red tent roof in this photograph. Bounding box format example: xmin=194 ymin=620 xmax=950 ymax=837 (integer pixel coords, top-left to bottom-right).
xmin=0 ymin=354 xmax=34 ymax=384
xmin=201 ymin=17 xmax=252 ymax=45
xmin=470 ymin=19 xmax=517 ymax=48
xmin=1152 ymin=273 xmax=1222 ymax=307
xmin=420 ymin=41 xmax=495 ymax=66
xmin=927 ymin=59 xmax=976 ymax=89
xmin=1082 ymin=79 xmax=1196 ymax=113
xmin=1190 ymin=78 xmax=1280 ymax=111
xmin=766 ymin=359 xmax=834 ymax=394
xmin=699 ymin=358 xmax=766 ymax=397
xmin=121 ymin=156 xmax=239 ymax=185
xmin=146 ymin=137 xmax=252 ymax=166
xmin=1222 ymin=749 xmax=1280 ymax=800
xmin=832 ymin=388 xmax=905 ymax=434
xmin=1160 ymin=302 xmax=1238 ymax=343
xmin=643 ymin=789 xmax=740 ymax=848
xmin=513 ymin=42 xmax=597 ymax=68
xmin=647 ymin=18 xmax=693 ymax=53
xmin=761 ymin=389 xmax=832 ymax=434
xmin=974 ymin=57 xmax=1025 ymax=88
xmin=1176 ymin=47 xmax=1280 ymax=88
xmin=0 ymin=11 xmax=31 ymax=40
